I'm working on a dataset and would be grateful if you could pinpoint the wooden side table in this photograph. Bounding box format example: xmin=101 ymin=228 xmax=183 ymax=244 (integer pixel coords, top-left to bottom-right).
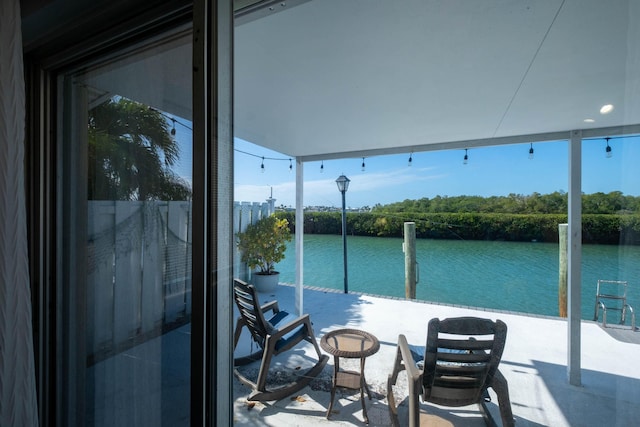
xmin=320 ymin=328 xmax=380 ymax=424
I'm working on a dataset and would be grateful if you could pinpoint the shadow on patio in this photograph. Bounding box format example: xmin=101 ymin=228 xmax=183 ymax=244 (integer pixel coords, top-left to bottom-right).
xmin=233 ymin=284 xmax=640 ymax=426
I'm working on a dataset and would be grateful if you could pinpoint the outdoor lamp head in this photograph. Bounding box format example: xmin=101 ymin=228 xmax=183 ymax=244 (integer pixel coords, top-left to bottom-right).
xmin=336 ymin=175 xmax=350 ymax=193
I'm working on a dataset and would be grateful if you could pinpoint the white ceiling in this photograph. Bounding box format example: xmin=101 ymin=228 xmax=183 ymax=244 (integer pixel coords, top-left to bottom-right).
xmin=234 ymin=0 xmax=640 ymax=160
xmin=77 ymin=0 xmax=640 ymax=162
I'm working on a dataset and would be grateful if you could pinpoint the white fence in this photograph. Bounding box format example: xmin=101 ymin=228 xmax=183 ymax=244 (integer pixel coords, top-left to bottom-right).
xmin=233 ymin=201 xmax=276 ymax=282
xmin=86 ymin=200 xmax=273 ymax=359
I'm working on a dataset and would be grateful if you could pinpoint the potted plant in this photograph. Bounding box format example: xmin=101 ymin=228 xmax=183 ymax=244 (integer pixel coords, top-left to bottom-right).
xmin=236 ymin=215 xmax=292 ymax=292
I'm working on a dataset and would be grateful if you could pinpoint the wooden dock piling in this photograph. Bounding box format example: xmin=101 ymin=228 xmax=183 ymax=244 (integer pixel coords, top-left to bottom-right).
xmin=558 ymin=223 xmax=568 ymax=317
xmin=404 ymin=222 xmax=416 ymax=299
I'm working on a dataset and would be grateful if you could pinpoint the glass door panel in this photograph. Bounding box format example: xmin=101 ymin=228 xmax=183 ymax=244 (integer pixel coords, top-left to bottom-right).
xmin=61 ymin=30 xmax=193 ymax=427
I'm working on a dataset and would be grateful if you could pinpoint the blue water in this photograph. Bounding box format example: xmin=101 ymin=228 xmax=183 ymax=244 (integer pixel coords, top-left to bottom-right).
xmin=277 ymin=234 xmax=640 ymax=321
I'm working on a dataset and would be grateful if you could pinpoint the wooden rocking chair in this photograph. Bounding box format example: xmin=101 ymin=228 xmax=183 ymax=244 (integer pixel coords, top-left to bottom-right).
xmin=387 ymin=317 xmax=515 ymax=427
xmin=232 ymin=278 xmax=328 ymax=401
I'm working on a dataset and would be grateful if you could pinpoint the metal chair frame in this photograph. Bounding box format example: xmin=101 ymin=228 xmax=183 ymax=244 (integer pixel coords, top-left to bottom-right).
xmin=594 ymin=280 xmax=636 ymax=330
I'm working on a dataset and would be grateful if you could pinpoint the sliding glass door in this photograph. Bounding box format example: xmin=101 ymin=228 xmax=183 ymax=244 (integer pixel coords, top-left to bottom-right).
xmin=59 ymin=29 xmax=194 ymax=426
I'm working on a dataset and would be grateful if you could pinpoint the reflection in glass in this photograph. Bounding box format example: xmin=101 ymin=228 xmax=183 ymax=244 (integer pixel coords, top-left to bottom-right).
xmin=64 ymin=33 xmax=192 ymax=426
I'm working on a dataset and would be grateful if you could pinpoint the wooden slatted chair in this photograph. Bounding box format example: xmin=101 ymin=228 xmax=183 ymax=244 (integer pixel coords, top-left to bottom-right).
xmin=232 ymin=278 xmax=328 ymax=401
xmin=387 ymin=316 xmax=515 ymax=427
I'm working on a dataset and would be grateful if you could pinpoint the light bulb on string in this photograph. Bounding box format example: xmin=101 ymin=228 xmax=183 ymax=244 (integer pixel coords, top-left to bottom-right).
xmin=320 ymin=160 xmax=324 ymax=173
xmin=408 ymin=152 xmax=413 ymax=167
xmin=605 ymin=137 xmax=612 ymax=158
xmin=170 ymin=118 xmax=176 ymax=136
xmin=463 ymin=149 xmax=468 ymax=165
xmin=361 ymin=157 xmax=366 ymax=172
xmin=528 ymin=143 xmax=534 ymax=160
xmin=234 ymin=148 xmax=303 ymax=173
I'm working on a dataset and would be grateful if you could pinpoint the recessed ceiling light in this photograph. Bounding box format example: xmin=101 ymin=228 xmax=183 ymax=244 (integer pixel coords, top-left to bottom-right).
xmin=600 ymin=104 xmax=614 ymax=114
xmin=584 ymin=118 xmax=595 ymax=123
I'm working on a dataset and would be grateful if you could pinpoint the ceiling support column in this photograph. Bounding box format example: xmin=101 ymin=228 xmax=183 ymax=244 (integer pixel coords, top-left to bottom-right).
xmin=295 ymin=158 xmax=304 ymax=316
xmin=567 ymin=130 xmax=582 ymax=386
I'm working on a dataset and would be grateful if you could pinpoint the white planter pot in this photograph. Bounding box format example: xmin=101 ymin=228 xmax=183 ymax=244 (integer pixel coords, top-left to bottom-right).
xmin=251 ymin=272 xmax=280 ymax=293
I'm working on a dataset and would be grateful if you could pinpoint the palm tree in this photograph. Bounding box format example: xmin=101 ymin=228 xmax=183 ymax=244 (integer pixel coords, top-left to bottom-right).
xmin=88 ymin=97 xmax=191 ymax=200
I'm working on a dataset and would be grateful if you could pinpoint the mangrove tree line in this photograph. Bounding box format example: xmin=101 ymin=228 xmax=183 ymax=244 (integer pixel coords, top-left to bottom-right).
xmin=275 ymin=191 xmax=640 ymax=245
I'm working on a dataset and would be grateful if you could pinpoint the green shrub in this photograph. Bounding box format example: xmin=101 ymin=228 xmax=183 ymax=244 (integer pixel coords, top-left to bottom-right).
xmin=236 ymin=215 xmax=292 ymax=274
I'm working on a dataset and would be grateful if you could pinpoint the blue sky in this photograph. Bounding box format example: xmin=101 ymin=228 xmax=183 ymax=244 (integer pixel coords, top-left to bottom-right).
xmin=232 ymin=136 xmax=640 ymax=208
xmin=168 ymin=119 xmax=639 ymax=208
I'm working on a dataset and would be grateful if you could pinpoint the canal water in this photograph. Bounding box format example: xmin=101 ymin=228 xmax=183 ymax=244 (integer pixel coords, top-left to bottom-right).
xmin=276 ymin=234 xmax=640 ymax=321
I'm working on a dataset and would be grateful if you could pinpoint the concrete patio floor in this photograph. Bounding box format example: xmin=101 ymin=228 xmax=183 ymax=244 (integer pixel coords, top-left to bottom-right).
xmin=233 ymin=284 xmax=640 ymax=426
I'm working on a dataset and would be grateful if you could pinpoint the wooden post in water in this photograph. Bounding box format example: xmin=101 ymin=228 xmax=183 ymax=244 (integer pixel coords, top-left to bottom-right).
xmin=404 ymin=222 xmax=416 ymax=299
xmin=558 ymin=223 xmax=568 ymax=317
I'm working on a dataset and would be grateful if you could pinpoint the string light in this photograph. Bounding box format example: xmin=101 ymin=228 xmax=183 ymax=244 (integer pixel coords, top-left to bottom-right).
xmin=147 ymin=110 xmax=635 ymax=172
xmin=149 ymin=107 xmax=192 ymax=134
xmin=234 ymin=149 xmax=293 ymax=173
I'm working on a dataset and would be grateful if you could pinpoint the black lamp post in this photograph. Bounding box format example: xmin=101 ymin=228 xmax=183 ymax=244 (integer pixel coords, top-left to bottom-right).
xmin=336 ymin=174 xmax=350 ymax=293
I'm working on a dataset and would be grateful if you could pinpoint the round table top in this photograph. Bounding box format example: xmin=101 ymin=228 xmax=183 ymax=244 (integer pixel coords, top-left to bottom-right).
xmin=320 ymin=328 xmax=380 ymax=359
